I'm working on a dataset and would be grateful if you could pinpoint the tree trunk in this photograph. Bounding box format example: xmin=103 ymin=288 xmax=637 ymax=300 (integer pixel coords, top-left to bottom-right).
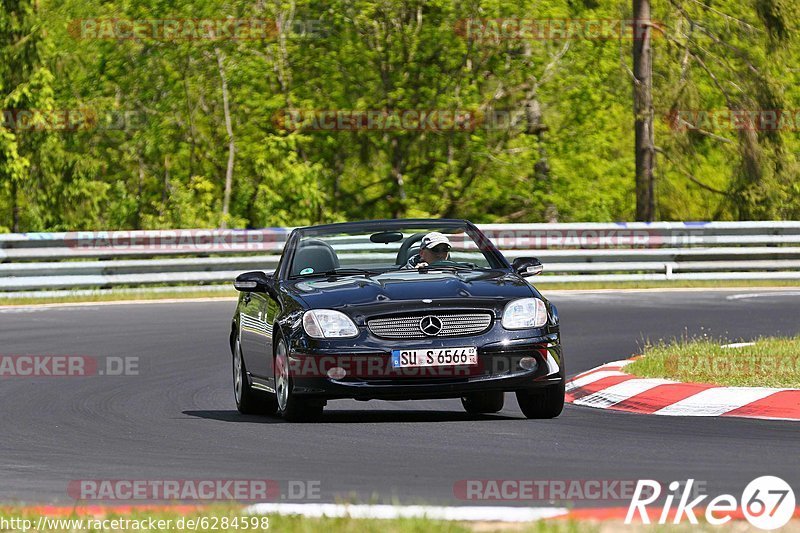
xmin=135 ymin=158 xmax=144 ymax=230
xmin=524 ymin=93 xmax=557 ymax=222
xmin=161 ymin=154 xmax=170 ymax=217
xmin=633 ymin=0 xmax=655 ymax=221
xmin=11 ymin=178 xmax=19 ymax=233
xmin=389 ymin=136 xmax=407 ymax=218
xmin=216 ymin=47 xmax=235 ymax=229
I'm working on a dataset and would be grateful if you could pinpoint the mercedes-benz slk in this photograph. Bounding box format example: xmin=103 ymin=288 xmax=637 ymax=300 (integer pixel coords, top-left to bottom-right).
xmin=229 ymin=219 xmax=564 ymax=421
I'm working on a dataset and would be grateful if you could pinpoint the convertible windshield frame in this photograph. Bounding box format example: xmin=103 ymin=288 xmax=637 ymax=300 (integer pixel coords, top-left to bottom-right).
xmin=277 ymin=219 xmax=510 ymax=281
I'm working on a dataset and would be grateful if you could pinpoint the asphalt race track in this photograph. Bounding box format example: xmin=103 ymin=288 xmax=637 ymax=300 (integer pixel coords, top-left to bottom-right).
xmin=1 ymin=289 xmax=799 ymax=506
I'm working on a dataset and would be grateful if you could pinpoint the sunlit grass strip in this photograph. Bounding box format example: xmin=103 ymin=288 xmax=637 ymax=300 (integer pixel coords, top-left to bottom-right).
xmin=0 ymin=505 xmax=591 ymax=532
xmin=0 ymin=288 xmax=237 ymax=306
xmin=626 ymin=336 xmax=800 ymax=388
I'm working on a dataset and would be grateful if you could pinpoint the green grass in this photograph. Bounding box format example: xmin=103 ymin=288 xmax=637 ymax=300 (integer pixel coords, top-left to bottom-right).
xmin=0 ymin=506 xmax=591 ymax=533
xmin=626 ymin=336 xmax=800 ymax=388
xmin=3 ymin=505 xmax=794 ymax=532
xmin=0 ymin=288 xmax=237 ymax=306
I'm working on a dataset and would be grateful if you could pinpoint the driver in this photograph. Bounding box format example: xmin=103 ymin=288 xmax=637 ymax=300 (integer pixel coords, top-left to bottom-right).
xmin=404 ymin=232 xmax=451 ymax=269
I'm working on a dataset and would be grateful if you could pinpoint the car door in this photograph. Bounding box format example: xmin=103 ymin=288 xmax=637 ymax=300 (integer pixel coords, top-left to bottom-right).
xmin=262 ymin=295 xmax=280 ymax=387
xmin=238 ymin=291 xmax=271 ymax=378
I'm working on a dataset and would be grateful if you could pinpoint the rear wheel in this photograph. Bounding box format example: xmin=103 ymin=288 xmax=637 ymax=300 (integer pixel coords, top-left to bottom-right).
xmin=461 ymin=391 xmax=504 ymax=414
xmin=233 ymin=336 xmax=277 ymax=415
xmin=516 ymin=382 xmax=565 ymax=419
xmin=275 ymin=338 xmax=324 ymax=422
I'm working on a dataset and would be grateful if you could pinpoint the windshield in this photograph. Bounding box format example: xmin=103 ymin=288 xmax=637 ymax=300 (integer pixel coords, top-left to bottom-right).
xmin=287 ymin=223 xmax=504 ymax=277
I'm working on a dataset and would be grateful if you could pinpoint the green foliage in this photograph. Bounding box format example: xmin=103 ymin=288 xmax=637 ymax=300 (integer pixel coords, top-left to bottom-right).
xmin=1 ymin=0 xmax=798 ymax=231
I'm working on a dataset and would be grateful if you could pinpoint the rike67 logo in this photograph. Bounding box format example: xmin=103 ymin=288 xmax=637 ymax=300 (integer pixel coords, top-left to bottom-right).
xmin=626 ymin=476 xmax=795 ymax=530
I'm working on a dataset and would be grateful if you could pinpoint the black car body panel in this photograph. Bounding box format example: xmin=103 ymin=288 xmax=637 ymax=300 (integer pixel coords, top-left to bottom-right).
xmin=230 ymin=218 xmax=563 ymax=406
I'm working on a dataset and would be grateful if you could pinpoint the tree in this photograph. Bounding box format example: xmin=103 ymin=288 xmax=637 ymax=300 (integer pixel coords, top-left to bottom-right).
xmin=1 ymin=0 xmax=798 ymax=232
xmin=633 ymin=0 xmax=655 ymax=221
xmin=0 ymin=0 xmax=53 ymax=231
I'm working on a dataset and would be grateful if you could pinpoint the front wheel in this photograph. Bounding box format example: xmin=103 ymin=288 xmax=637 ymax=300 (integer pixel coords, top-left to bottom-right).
xmin=516 ymin=382 xmax=565 ymax=419
xmin=233 ymin=337 xmax=277 ymax=415
xmin=461 ymin=391 xmax=504 ymax=414
xmin=275 ymin=338 xmax=323 ymax=422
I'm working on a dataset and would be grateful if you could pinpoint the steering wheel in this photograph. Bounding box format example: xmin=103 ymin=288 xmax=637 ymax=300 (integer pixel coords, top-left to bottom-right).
xmin=395 ymin=233 xmax=425 ymax=265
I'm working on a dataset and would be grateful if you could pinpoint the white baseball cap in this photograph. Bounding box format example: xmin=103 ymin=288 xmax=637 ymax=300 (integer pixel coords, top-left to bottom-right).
xmin=421 ymin=232 xmax=451 ymax=250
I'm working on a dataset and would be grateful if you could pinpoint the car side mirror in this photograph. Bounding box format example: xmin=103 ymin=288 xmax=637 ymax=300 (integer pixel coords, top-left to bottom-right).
xmin=234 ymin=271 xmax=274 ymax=293
xmin=512 ymin=257 xmax=543 ymax=276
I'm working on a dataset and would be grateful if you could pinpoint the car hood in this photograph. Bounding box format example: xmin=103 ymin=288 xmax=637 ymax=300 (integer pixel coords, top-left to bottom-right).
xmin=283 ymin=270 xmax=538 ymax=312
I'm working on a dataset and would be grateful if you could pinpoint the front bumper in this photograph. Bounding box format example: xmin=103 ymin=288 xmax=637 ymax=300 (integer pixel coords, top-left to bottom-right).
xmin=286 ymin=335 xmax=564 ymax=401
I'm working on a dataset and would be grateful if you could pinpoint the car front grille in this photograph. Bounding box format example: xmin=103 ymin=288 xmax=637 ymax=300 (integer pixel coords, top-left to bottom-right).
xmin=367 ymin=312 xmax=493 ymax=339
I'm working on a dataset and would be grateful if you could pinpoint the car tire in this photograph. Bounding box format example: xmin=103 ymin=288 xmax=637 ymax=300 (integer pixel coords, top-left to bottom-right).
xmin=274 ymin=337 xmax=323 ymax=422
xmin=461 ymin=391 xmax=505 ymax=414
xmin=233 ymin=336 xmax=278 ymax=415
xmin=516 ymin=382 xmax=565 ymax=419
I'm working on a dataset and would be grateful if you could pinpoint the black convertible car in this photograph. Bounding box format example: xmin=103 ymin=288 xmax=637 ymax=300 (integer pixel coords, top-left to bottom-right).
xmin=230 ymin=219 xmax=564 ymax=421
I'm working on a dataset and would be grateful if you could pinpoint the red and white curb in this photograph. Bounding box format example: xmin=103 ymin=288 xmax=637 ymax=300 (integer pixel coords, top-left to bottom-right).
xmin=566 ymin=359 xmax=800 ymax=421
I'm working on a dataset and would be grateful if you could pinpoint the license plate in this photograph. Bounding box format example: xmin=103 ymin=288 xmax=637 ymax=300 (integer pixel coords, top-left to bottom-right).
xmin=391 ymin=347 xmax=478 ymax=368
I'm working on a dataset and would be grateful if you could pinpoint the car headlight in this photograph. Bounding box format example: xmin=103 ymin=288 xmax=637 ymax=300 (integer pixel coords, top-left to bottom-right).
xmin=501 ymin=298 xmax=548 ymax=329
xmin=302 ymin=309 xmax=358 ymax=338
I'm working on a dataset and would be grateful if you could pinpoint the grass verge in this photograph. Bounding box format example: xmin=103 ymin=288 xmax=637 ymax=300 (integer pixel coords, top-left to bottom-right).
xmin=0 ymin=288 xmax=237 ymax=306
xmin=0 ymin=506 xmax=590 ymax=533
xmin=626 ymin=336 xmax=800 ymax=388
xmin=3 ymin=506 xmax=797 ymax=532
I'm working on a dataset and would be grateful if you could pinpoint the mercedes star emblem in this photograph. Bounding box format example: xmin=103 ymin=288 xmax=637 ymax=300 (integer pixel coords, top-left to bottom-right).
xmin=419 ymin=315 xmax=443 ymax=336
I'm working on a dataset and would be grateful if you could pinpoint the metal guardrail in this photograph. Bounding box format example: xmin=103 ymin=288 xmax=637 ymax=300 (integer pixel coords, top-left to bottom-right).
xmin=1 ymin=222 xmax=799 ymax=295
